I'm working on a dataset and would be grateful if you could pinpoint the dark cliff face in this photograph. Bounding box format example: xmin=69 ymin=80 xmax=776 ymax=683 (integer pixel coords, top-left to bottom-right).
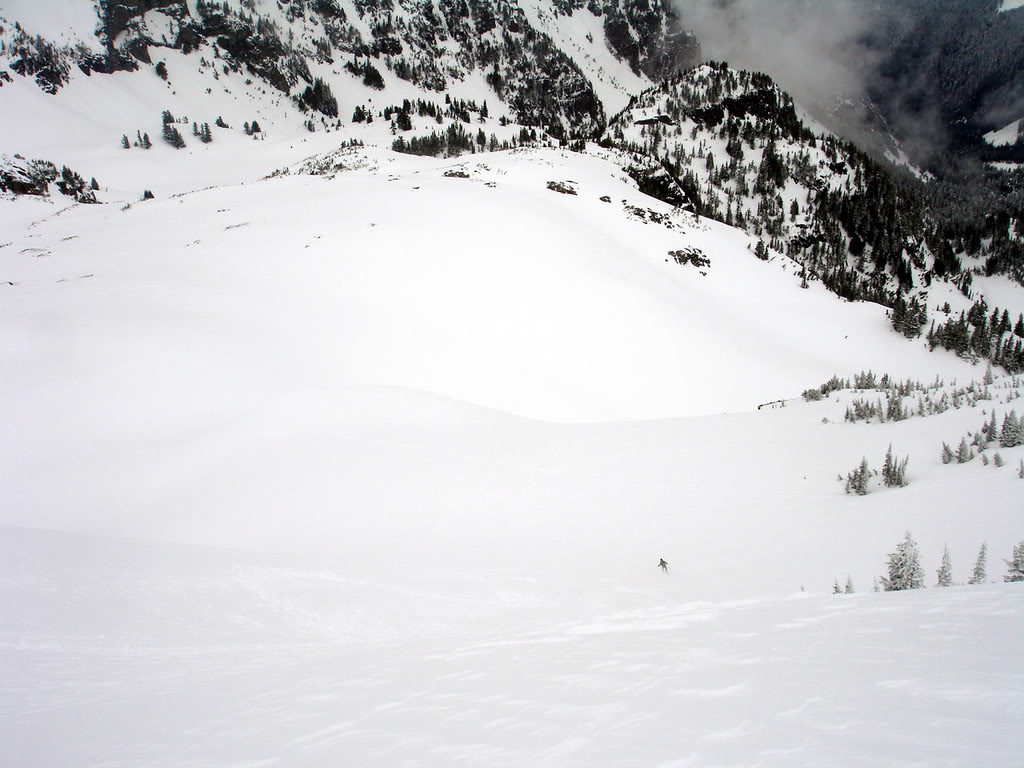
xmin=98 ymin=0 xmax=191 ymax=62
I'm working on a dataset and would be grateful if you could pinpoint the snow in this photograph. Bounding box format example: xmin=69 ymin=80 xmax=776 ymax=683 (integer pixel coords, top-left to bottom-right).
xmin=1 ymin=4 xmax=1023 ymax=765
xmin=999 ymin=0 xmax=1024 ymax=13
xmin=518 ymin=1 xmax=650 ymax=116
xmin=1 ymin=144 xmax=1020 ymax=583
xmin=984 ymin=119 xmax=1022 ymax=147
xmin=0 ymin=0 xmax=102 ymax=50
xmin=989 ymin=161 xmax=1022 ymax=172
xmin=2 ymin=524 xmax=1022 ymax=768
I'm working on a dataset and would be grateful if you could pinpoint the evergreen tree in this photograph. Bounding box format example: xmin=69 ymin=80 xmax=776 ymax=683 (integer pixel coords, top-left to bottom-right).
xmin=162 ymin=122 xmax=185 ymax=148
xmin=936 ymin=544 xmax=953 ymax=586
xmin=844 ymin=575 xmax=854 ymax=593
xmin=200 ymin=123 xmax=213 ymax=143
xmin=142 ymin=132 xmax=152 ymax=149
xmin=215 ymin=116 xmax=228 ymax=128
xmin=121 ymin=134 xmax=130 ymax=149
xmin=881 ymin=444 xmax=908 ymax=487
xmin=833 ymin=578 xmax=842 ymax=594
xmin=1004 ymin=541 xmax=1024 ymax=582
xmin=301 ymin=77 xmax=338 ymax=118
xmin=957 ymin=437 xmax=972 ymax=463
xmin=845 ymin=457 xmax=870 ymax=495
xmin=941 ymin=442 xmax=954 ymax=464
xmin=883 ymin=531 xmax=925 ymax=591
xmin=968 ymin=542 xmax=988 ymax=584
xmin=1000 ymin=410 xmax=1021 ymax=448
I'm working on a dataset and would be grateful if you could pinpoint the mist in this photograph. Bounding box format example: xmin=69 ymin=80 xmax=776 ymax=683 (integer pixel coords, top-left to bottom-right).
xmin=673 ymin=0 xmax=953 ymax=164
xmin=677 ymin=0 xmax=878 ymax=110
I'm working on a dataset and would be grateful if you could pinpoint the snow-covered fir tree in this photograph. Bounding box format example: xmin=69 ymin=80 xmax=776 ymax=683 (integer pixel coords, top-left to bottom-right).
xmin=1004 ymin=541 xmax=1024 ymax=583
xmin=882 ymin=531 xmax=925 ymax=591
xmin=845 ymin=457 xmax=870 ymax=495
xmin=936 ymin=545 xmax=953 ymax=587
xmin=1000 ymin=411 xmax=1021 ymax=448
xmin=968 ymin=543 xmax=988 ymax=585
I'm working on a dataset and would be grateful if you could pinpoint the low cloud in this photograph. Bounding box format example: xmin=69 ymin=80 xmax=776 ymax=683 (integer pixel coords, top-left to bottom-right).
xmin=677 ymin=0 xmax=879 ymax=109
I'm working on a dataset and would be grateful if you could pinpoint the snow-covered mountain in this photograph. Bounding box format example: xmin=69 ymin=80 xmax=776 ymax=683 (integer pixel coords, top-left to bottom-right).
xmin=1 ymin=2 xmax=1023 ymax=766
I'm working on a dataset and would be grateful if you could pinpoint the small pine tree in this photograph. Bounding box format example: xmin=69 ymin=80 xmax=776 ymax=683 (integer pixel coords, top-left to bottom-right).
xmin=89 ymin=177 xmax=99 ymax=191
xmin=936 ymin=544 xmax=953 ymax=586
xmin=993 ymin=452 xmax=1004 ymax=468
xmin=1019 ymin=459 xmax=1024 ymax=479
xmin=1000 ymin=410 xmax=1021 ymax=448
xmin=142 ymin=132 xmax=152 ymax=149
xmin=844 ymin=575 xmax=854 ymax=594
xmin=845 ymin=457 xmax=870 ymax=495
xmin=215 ymin=115 xmax=228 ymax=128
xmin=957 ymin=437 xmax=972 ymax=463
xmin=968 ymin=542 xmax=987 ymax=584
xmin=941 ymin=442 xmax=954 ymax=464
xmin=121 ymin=134 xmax=130 ymax=149
xmin=200 ymin=123 xmax=212 ymax=143
xmin=882 ymin=445 xmax=910 ymax=487
xmin=162 ymin=123 xmax=186 ymax=148
xmin=1004 ymin=541 xmax=1024 ymax=582
xmin=882 ymin=444 xmax=895 ymax=486
xmin=883 ymin=531 xmax=925 ymax=591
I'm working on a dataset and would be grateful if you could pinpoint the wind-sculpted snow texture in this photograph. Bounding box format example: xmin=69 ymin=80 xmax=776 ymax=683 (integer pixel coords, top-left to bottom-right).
xmin=2 ymin=526 xmax=1022 ymax=768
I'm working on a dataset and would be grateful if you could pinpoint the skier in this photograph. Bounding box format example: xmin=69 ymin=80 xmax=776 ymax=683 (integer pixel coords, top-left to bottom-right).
xmin=658 ymin=558 xmax=669 ymax=573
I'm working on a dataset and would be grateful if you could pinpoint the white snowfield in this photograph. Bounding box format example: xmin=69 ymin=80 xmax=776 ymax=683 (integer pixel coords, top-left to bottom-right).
xmin=984 ymin=118 xmax=1023 ymax=147
xmin=2 ymin=143 xmax=1022 ymax=766
xmin=1 ymin=3 xmax=1023 ymax=764
xmin=1 ymin=526 xmax=1022 ymax=768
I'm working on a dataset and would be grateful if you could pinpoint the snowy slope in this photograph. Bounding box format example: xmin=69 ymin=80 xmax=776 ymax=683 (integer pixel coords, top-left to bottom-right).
xmin=1 ymin=4 xmax=1023 ymax=764
xmin=984 ymin=118 xmax=1023 ymax=146
xmin=1 ymin=146 xmax=1020 ymax=578
xmin=518 ymin=0 xmax=650 ymax=115
xmin=2 ymin=524 xmax=1023 ymax=768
